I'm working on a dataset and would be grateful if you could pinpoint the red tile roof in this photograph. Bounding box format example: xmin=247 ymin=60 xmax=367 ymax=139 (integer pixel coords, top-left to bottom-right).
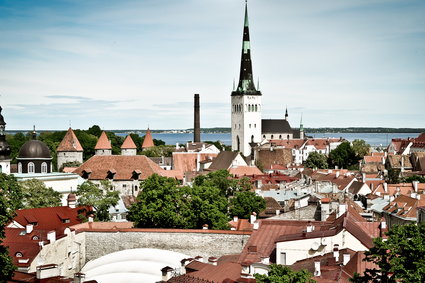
xmin=57 ymin=128 xmax=83 ymax=152
xmin=142 ymin=128 xmax=154 ymax=148
xmin=229 ymin=166 xmax=262 ymax=177
xmin=172 ymin=152 xmax=218 ymax=174
xmin=383 ymin=194 xmax=425 ymax=219
xmin=4 ymin=206 xmax=92 ymax=268
xmin=73 ymin=155 xmax=169 ymax=180
xmin=169 ymin=261 xmax=243 ymax=283
xmin=121 ymin=135 xmax=137 ymax=149
xmin=94 ymin=131 xmax=111 ymax=150
xmin=228 ymin=219 xmax=253 ymax=231
xmin=363 ymin=156 xmax=383 ymax=163
xmin=269 ymin=139 xmax=306 ymax=149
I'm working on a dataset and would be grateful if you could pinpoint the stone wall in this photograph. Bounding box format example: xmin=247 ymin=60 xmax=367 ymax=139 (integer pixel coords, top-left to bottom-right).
xmin=84 ymin=230 xmax=251 ymax=263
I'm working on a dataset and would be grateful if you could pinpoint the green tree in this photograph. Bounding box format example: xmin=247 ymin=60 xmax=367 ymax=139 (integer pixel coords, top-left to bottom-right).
xmin=386 ymin=168 xmax=401 ymax=184
xmin=87 ymin=125 xmax=102 ymax=137
xmin=74 ymin=130 xmax=98 ymax=160
xmin=19 ymin=179 xmax=62 ymax=208
xmin=229 ymin=191 xmax=266 ymax=219
xmin=194 ymin=170 xmax=251 ymax=197
xmin=255 ymin=264 xmax=315 ymax=283
xmin=6 ymin=132 xmax=29 ymax=163
xmin=351 ymin=223 xmax=425 ymax=282
xmin=76 ymin=181 xmax=119 ymax=221
xmin=304 ymin=152 xmax=328 ymax=169
xmin=0 ymin=174 xmax=23 ymax=281
xmin=328 ymin=141 xmax=358 ymax=169
xmin=128 ymin=174 xmax=230 ymax=229
xmin=352 ymin=139 xmax=370 ymax=159
xmin=403 ymin=175 xmax=425 ymax=183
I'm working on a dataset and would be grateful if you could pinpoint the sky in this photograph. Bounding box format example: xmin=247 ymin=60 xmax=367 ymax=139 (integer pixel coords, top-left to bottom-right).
xmin=1 ymin=0 xmax=424 ymax=130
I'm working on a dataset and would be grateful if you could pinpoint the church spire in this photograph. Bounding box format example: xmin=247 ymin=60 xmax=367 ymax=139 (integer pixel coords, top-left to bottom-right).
xmin=285 ymin=107 xmax=288 ymax=120
xmin=232 ymin=1 xmax=261 ymax=96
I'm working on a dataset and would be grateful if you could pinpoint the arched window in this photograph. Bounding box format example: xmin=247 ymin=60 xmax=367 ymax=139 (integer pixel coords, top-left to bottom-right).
xmin=238 ymin=124 xmax=241 ymax=129
xmin=237 ymin=136 xmax=240 ymax=152
xmin=0 ymin=165 xmax=2 ymax=173
xmin=251 ymin=135 xmax=254 ymax=142
xmin=255 ymin=104 xmax=258 ymax=112
xmin=28 ymin=162 xmax=35 ymax=174
xmin=279 ymin=135 xmax=282 ymax=139
xmin=263 ymin=135 xmax=266 ymax=138
xmin=287 ymin=135 xmax=290 ymax=140
xmin=41 ymin=162 xmax=48 ymax=173
xmin=271 ymin=135 xmax=274 ymax=139
xmin=249 ymin=124 xmax=251 ymax=128
xmin=18 ymin=163 xmax=22 ymax=174
xmin=15 ymin=252 xmax=23 ymax=257
xmin=32 ymin=235 xmax=39 ymax=240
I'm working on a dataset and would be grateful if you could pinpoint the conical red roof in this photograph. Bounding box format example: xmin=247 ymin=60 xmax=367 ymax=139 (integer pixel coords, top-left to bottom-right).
xmin=121 ymin=135 xmax=137 ymax=149
xmin=57 ymin=128 xmax=83 ymax=152
xmin=142 ymin=128 xmax=154 ymax=148
xmin=95 ymin=131 xmax=112 ymax=150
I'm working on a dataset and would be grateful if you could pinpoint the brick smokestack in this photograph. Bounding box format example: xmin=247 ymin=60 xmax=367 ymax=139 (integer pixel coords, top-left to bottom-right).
xmin=194 ymin=94 xmax=201 ymax=142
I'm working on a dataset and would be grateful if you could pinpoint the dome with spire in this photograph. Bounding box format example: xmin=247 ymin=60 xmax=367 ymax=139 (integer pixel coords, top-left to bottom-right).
xmin=17 ymin=128 xmax=52 ymax=174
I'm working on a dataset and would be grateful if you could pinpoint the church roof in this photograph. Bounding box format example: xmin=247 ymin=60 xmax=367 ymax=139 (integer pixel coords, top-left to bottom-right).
xmin=121 ymin=135 xmax=137 ymax=149
xmin=261 ymin=119 xmax=292 ymax=134
xmin=95 ymin=131 xmax=112 ymax=150
xmin=73 ymin=155 xmax=169 ymax=180
xmin=18 ymin=140 xmax=51 ymax=159
xmin=142 ymin=128 xmax=154 ymax=148
xmin=57 ymin=127 xmax=83 ymax=152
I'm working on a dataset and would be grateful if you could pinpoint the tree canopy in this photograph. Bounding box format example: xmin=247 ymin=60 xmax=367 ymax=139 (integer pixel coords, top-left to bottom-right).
xmin=128 ymin=174 xmax=230 ymax=230
xmin=0 ymin=174 xmax=23 ymax=281
xmin=328 ymin=141 xmax=358 ymax=169
xmin=19 ymin=179 xmax=62 ymax=208
xmin=352 ymin=139 xmax=370 ymax=159
xmin=229 ymin=191 xmax=266 ymax=219
xmin=76 ymin=181 xmax=120 ymax=221
xmin=128 ymin=171 xmax=264 ymax=230
xmin=255 ymin=264 xmax=315 ymax=283
xmin=304 ymin=151 xmax=328 ymax=169
xmin=351 ymin=222 xmax=425 ymax=282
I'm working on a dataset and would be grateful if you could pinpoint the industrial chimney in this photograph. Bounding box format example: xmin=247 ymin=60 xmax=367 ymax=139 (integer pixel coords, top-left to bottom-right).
xmin=194 ymin=94 xmax=201 ymax=142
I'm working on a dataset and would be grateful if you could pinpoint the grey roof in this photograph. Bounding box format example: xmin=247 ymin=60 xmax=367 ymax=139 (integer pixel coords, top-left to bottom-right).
xmin=262 ymin=189 xmax=310 ymax=202
xmin=348 ymin=181 xmax=365 ymax=194
xmin=261 ymin=119 xmax=292 ymax=134
xmin=209 ymin=151 xmax=239 ymax=170
xmin=18 ymin=140 xmax=51 ymax=159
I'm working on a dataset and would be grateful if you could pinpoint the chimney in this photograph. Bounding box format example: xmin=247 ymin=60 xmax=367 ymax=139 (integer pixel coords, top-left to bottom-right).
xmin=161 ymin=266 xmax=174 ymax=281
xmin=26 ymin=224 xmax=33 ymax=234
xmin=333 ymin=244 xmax=339 ymax=262
xmin=67 ymin=193 xmax=76 ymax=208
xmin=36 ymin=264 xmax=60 ymax=279
xmin=194 ymin=94 xmax=201 ymax=143
xmin=343 ymin=254 xmax=350 ymax=265
xmin=314 ymin=261 xmax=321 ymax=276
xmin=253 ymin=221 xmax=259 ymax=230
xmin=208 ymin=257 xmax=218 ymax=266
xmin=233 ymin=216 xmax=238 ymax=223
xmin=47 ymin=231 xmax=56 ymax=244
xmin=383 ymin=182 xmax=388 ymax=193
xmin=306 ymin=221 xmax=314 ymax=232
xmin=202 ymin=224 xmax=209 ymax=230
xmin=88 ymin=216 xmax=94 ymax=222
xmin=276 ymin=209 xmax=280 ymax=216
xmin=381 ymin=220 xmax=387 ymax=230
xmin=195 ymin=256 xmax=204 ymax=262
xmin=250 ymin=212 xmax=257 ymax=224
xmin=413 ymin=181 xmax=419 ymax=193
xmin=362 ymin=172 xmax=366 ymax=182
xmin=335 ymin=171 xmax=340 ymax=178
xmin=74 ymin=273 xmax=86 ymax=283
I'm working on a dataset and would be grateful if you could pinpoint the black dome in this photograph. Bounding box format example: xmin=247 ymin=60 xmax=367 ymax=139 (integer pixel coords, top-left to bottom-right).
xmin=18 ymin=140 xmax=51 ymax=159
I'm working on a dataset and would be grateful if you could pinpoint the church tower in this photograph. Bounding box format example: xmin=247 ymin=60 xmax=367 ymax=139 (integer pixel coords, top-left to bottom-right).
xmin=231 ymin=1 xmax=262 ymax=157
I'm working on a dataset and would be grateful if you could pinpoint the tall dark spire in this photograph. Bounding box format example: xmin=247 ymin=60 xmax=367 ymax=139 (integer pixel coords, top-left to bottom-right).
xmin=232 ymin=1 xmax=261 ymax=96
xmin=0 ymin=106 xmax=11 ymax=160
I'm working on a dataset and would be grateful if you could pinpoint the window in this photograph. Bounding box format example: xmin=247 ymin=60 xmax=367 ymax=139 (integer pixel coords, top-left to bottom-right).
xmin=41 ymin=162 xmax=48 ymax=173
xmin=254 ymin=124 xmax=256 ymax=128
xmin=28 ymin=162 xmax=35 ymax=173
xmin=279 ymin=135 xmax=282 ymax=139
xmin=263 ymin=135 xmax=266 ymax=138
xmin=255 ymin=104 xmax=258 ymax=112
xmin=15 ymin=252 xmax=23 ymax=258
xmin=18 ymin=163 xmax=22 ymax=173
xmin=32 ymin=235 xmax=39 ymax=240
xmin=271 ymin=135 xmax=274 ymax=139
xmin=249 ymin=124 xmax=251 ymax=128
xmin=280 ymin=252 xmax=286 ymax=265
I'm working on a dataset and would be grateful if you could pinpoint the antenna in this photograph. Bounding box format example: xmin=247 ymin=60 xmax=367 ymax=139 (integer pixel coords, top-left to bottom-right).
xmin=233 ymin=78 xmax=235 ymax=91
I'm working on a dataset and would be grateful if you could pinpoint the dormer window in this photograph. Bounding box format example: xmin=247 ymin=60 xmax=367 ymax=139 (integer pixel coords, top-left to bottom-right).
xmin=15 ymin=252 xmax=23 ymax=257
xmin=132 ymin=170 xmax=141 ymax=180
xmin=82 ymin=169 xmax=92 ymax=179
xmin=32 ymin=235 xmax=39 ymax=240
xmin=107 ymin=169 xmax=116 ymax=180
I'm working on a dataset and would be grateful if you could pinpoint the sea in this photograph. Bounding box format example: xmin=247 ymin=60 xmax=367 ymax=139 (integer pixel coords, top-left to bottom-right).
xmin=134 ymin=132 xmax=420 ymax=147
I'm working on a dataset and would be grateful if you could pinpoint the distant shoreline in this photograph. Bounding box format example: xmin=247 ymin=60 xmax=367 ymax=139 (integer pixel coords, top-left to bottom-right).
xmin=6 ymin=127 xmax=425 ymax=134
